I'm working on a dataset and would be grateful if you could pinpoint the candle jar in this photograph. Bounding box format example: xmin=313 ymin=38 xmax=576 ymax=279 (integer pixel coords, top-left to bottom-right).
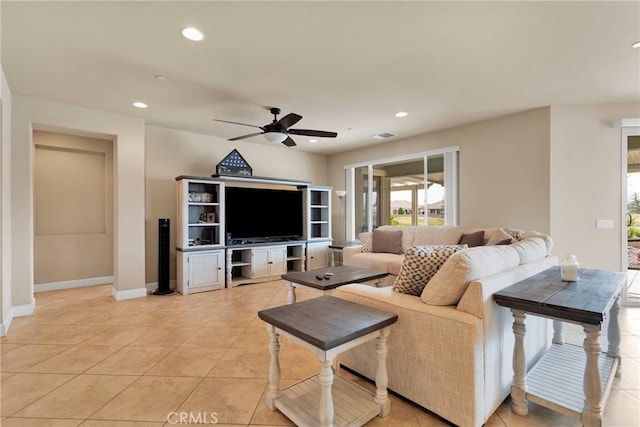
xmin=560 ymin=255 xmax=580 ymax=282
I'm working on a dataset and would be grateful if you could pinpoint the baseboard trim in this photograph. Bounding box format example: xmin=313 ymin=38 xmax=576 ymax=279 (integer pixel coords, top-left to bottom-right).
xmin=111 ymin=286 xmax=147 ymax=301
xmin=1 ymin=299 xmax=36 ymax=336
xmin=35 ymin=276 xmax=114 ymax=293
xmin=1 ymin=311 xmax=13 ymax=337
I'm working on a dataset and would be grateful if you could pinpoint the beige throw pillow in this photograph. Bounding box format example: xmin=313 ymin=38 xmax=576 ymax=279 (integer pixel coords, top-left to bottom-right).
xmin=393 ymin=245 xmax=467 ymax=296
xmin=421 ymin=245 xmax=520 ymax=305
xmin=372 ymin=229 xmax=403 ymax=254
xmin=486 ymin=228 xmax=514 ymax=245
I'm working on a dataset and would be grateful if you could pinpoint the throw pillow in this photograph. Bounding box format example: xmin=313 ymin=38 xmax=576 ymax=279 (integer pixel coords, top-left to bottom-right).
xmin=486 ymin=228 xmax=514 ymax=245
xmin=494 ymin=238 xmax=513 ymax=245
xmin=393 ymin=245 xmax=467 ymax=296
xmin=458 ymin=230 xmax=485 ymax=247
xmin=372 ymin=229 xmax=403 ymax=254
xmin=504 ymin=227 xmax=524 ymax=241
xmin=358 ymin=231 xmax=372 ymax=252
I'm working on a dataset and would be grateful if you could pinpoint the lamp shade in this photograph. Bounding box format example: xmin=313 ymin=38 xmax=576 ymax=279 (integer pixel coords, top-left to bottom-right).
xmin=336 ymin=190 xmax=347 ymax=197
xmin=263 ymin=132 xmax=288 ymax=143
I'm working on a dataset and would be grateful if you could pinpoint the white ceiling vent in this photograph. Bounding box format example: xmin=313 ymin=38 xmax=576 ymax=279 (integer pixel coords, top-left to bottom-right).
xmin=373 ymin=132 xmax=395 ymax=139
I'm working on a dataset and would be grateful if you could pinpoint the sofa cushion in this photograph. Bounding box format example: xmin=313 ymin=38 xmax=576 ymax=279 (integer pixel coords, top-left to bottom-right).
xmin=421 ymin=245 xmax=520 ymax=306
xmin=393 ymin=245 xmax=467 ymax=296
xmin=350 ymin=252 xmax=404 ymax=276
xmin=512 ymin=237 xmax=548 ymax=264
xmin=413 ymin=226 xmax=464 ymax=246
xmin=359 ymin=231 xmax=373 ymax=252
xmin=458 ymin=230 xmax=485 ymax=247
xmin=372 ymin=229 xmax=404 ymax=254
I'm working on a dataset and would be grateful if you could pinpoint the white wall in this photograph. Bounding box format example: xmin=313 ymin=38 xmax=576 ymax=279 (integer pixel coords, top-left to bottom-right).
xmin=11 ymin=95 xmax=146 ymax=307
xmin=550 ymin=103 xmax=640 ymax=270
xmin=328 ymin=108 xmax=551 ymax=237
xmin=144 ymin=125 xmax=329 ymax=284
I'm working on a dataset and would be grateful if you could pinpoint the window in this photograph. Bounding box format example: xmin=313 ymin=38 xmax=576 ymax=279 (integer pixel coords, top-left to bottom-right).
xmin=345 ymin=148 xmax=459 ymax=240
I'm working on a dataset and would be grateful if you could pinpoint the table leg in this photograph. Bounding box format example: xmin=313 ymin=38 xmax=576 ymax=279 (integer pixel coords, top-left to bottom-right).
xmin=510 ymin=309 xmax=528 ymax=416
xmin=607 ymin=295 xmax=622 ymax=377
xmin=374 ymin=327 xmax=391 ymax=416
xmin=266 ymin=324 xmax=281 ymax=410
xmin=286 ymin=280 xmax=296 ymax=304
xmin=552 ymin=319 xmax=564 ymax=345
xmin=582 ymin=324 xmax=603 ymax=427
xmin=318 ymin=358 xmax=334 ymax=427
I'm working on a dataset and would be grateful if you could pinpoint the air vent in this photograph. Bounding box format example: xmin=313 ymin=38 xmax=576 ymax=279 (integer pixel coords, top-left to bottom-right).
xmin=373 ymin=132 xmax=395 ymax=139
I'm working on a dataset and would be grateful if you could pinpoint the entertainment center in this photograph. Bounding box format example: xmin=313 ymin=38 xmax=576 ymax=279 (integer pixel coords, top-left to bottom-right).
xmin=175 ymin=175 xmax=332 ymax=294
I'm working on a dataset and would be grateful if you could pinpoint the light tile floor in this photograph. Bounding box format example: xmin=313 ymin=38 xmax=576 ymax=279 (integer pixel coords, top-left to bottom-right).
xmin=0 ymin=281 xmax=638 ymax=427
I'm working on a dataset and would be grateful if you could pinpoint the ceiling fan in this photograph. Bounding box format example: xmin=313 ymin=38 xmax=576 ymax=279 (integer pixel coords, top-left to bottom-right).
xmin=213 ymin=107 xmax=338 ymax=147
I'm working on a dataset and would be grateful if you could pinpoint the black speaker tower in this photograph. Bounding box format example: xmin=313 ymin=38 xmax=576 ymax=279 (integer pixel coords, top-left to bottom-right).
xmin=153 ymin=218 xmax=174 ymax=295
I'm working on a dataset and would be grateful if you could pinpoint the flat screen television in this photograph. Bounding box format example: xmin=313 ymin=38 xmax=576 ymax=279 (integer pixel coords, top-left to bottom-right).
xmin=225 ymin=187 xmax=304 ymax=244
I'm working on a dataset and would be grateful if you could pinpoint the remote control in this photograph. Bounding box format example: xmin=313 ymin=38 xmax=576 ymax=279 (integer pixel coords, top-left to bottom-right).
xmin=324 ymin=272 xmax=334 ymax=276
xmin=316 ymin=275 xmax=324 ymax=280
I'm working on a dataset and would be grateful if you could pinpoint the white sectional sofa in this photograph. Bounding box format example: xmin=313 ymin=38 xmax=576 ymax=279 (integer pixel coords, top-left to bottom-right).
xmin=336 ymin=226 xmax=556 ymax=427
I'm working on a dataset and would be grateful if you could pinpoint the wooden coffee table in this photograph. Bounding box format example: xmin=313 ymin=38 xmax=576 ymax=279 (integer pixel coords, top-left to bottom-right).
xmin=258 ymin=296 xmax=398 ymax=427
xmin=494 ymin=266 xmax=624 ymax=427
xmin=281 ymin=265 xmax=389 ymax=304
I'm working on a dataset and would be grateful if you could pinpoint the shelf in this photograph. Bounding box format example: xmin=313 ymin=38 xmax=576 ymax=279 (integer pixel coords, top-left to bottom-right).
xmin=188 ymin=223 xmax=220 ymax=227
xmin=231 ymin=262 xmax=251 ymax=267
xmin=526 ymin=344 xmax=617 ymax=417
xmin=275 ymin=374 xmax=380 ymax=427
xmin=311 ymin=205 xmax=329 ymax=208
xmin=310 ymin=221 xmax=328 ymax=224
xmin=287 ymin=256 xmax=302 ymax=261
xmin=188 ymin=202 xmax=219 ymax=206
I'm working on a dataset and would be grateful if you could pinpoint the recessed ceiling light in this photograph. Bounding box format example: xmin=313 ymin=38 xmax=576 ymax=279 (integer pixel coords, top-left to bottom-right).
xmin=132 ymin=101 xmax=148 ymax=109
xmin=155 ymin=75 xmax=167 ymax=81
xmin=309 ymin=139 xmax=318 ymax=143
xmin=182 ymin=27 xmax=204 ymax=41
xmin=395 ymin=111 xmax=408 ymax=118
xmin=632 ymin=41 xmax=640 ymax=48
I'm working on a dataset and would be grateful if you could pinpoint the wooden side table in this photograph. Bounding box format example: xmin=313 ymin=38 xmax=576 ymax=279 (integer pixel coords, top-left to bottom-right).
xmin=494 ymin=266 xmax=624 ymax=427
xmin=258 ymin=296 xmax=398 ymax=427
xmin=328 ymin=243 xmax=359 ymax=266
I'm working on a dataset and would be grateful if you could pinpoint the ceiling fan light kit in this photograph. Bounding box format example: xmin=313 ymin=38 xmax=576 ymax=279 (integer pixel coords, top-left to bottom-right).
xmin=263 ymin=132 xmax=288 ymax=144
xmin=213 ymin=107 xmax=337 ymax=147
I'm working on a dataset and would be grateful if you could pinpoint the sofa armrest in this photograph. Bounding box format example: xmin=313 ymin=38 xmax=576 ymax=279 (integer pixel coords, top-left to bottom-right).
xmin=343 ymin=245 xmax=363 ymax=265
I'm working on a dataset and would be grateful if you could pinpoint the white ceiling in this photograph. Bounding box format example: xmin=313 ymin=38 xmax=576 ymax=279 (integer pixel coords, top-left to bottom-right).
xmin=2 ymin=1 xmax=639 ymax=155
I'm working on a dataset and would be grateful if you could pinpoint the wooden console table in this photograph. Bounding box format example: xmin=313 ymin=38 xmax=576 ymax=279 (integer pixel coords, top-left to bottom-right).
xmin=258 ymin=296 xmax=398 ymax=427
xmin=494 ymin=266 xmax=624 ymax=427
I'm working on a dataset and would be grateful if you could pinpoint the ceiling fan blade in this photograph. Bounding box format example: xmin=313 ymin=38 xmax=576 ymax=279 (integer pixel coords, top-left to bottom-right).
xmin=213 ymin=119 xmax=262 ymax=129
xmin=288 ymin=129 xmax=338 ymax=138
xmin=277 ymin=113 xmax=303 ymax=129
xmin=228 ymin=132 xmax=264 ymax=141
xmin=282 ymin=137 xmax=297 ymax=147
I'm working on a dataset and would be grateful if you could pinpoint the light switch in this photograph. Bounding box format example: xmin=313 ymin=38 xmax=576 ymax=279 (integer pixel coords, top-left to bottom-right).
xmin=596 ymin=219 xmax=614 ymax=229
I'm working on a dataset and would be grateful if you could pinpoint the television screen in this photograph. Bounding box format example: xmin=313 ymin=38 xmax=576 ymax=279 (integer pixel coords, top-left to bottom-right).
xmin=225 ymin=187 xmax=303 ymax=243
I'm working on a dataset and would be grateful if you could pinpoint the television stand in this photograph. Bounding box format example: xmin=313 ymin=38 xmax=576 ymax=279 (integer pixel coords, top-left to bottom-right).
xmin=226 ymin=242 xmax=307 ymax=287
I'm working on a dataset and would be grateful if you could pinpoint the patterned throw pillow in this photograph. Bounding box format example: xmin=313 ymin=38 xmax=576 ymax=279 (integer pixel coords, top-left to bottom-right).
xmin=393 ymin=245 xmax=467 ymax=296
xmin=358 ymin=231 xmax=373 ymax=252
xmin=503 ymin=227 xmax=524 ymax=241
